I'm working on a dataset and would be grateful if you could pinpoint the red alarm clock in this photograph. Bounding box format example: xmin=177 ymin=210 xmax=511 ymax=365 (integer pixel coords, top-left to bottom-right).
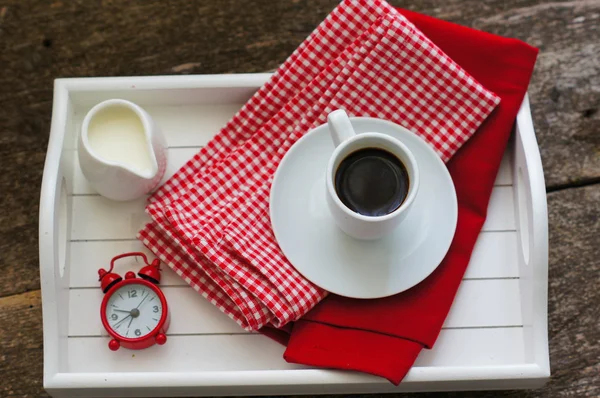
xmin=98 ymin=252 xmax=170 ymax=351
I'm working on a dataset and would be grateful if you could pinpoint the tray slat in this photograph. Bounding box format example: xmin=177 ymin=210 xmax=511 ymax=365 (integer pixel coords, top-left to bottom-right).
xmin=68 ymin=184 xmax=515 ymax=242
xmin=69 ymin=230 xmax=519 ymax=288
xmin=73 ymin=147 xmax=512 ymax=194
xmin=483 ymin=186 xmax=515 ymax=231
xmin=66 ymin=327 xmax=525 ymax=373
xmin=68 ymin=279 xmax=522 ymax=336
xmin=68 ymin=103 xmax=513 ymax=194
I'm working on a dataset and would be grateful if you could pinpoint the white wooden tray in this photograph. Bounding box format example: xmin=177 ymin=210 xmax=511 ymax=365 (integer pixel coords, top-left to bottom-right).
xmin=39 ymin=74 xmax=550 ymax=397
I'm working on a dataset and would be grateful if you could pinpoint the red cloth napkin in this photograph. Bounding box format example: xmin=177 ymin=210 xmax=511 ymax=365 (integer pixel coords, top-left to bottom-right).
xmin=138 ymin=0 xmax=500 ymax=331
xmin=280 ymin=8 xmax=539 ymax=385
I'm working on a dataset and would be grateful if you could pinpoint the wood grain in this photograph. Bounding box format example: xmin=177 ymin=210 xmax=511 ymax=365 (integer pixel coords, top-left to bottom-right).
xmin=0 ymin=290 xmax=46 ymax=398
xmin=0 ymin=0 xmax=598 ymax=396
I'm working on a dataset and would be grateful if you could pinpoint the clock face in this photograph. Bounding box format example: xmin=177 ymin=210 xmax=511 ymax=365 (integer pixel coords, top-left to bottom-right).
xmin=105 ymin=283 xmax=163 ymax=339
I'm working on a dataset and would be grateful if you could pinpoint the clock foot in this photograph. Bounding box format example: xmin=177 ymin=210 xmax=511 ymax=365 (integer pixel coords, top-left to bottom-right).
xmin=108 ymin=339 xmax=120 ymax=351
xmin=156 ymin=333 xmax=167 ymax=345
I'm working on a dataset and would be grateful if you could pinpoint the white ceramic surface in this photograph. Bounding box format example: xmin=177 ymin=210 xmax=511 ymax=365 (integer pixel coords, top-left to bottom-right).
xmin=78 ymin=99 xmax=168 ymax=201
xmin=325 ymin=110 xmax=420 ymax=240
xmin=270 ymin=117 xmax=458 ymax=298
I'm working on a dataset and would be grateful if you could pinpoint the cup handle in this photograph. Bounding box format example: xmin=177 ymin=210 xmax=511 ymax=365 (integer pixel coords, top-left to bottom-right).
xmin=328 ymin=109 xmax=356 ymax=147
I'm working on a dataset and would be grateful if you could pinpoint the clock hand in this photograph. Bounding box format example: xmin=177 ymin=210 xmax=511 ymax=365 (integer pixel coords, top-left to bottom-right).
xmin=113 ymin=309 xmax=131 ymax=313
xmin=127 ymin=316 xmax=134 ymax=329
xmin=135 ymin=291 xmax=149 ymax=310
xmin=114 ymin=314 xmax=132 ymax=327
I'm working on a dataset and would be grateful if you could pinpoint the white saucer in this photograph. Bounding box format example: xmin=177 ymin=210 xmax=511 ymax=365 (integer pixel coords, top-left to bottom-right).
xmin=270 ymin=117 xmax=458 ymax=299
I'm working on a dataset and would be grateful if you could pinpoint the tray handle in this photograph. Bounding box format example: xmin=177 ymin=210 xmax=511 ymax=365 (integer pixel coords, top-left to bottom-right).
xmin=513 ymin=93 xmax=550 ymax=375
xmin=513 ymin=94 xmax=548 ymax=272
xmin=39 ymin=80 xmax=73 ymax=377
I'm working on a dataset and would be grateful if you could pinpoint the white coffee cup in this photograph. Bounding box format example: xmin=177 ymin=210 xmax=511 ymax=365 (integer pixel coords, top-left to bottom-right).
xmin=325 ymin=109 xmax=420 ymax=240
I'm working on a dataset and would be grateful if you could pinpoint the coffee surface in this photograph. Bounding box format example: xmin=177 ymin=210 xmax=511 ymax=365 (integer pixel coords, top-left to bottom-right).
xmin=334 ymin=148 xmax=409 ymax=217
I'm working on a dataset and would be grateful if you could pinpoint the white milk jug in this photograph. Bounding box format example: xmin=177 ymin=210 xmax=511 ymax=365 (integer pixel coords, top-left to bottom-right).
xmin=78 ymin=99 xmax=168 ymax=201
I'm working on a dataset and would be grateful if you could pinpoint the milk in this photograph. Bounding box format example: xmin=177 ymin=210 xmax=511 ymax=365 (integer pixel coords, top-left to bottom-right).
xmin=78 ymin=99 xmax=168 ymax=201
xmin=87 ymin=106 xmax=154 ymax=175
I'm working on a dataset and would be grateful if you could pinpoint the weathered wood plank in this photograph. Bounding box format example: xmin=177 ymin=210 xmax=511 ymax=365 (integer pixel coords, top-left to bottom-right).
xmin=0 ymin=290 xmax=47 ymax=397
xmin=542 ymin=184 xmax=600 ymax=398
xmin=467 ymin=0 xmax=600 ymax=188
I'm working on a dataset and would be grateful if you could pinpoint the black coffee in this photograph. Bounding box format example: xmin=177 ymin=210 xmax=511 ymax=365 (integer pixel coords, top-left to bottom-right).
xmin=334 ymin=148 xmax=409 ymax=217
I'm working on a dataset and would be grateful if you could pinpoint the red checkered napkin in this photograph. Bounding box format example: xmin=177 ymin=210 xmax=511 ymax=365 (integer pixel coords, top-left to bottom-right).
xmin=138 ymin=0 xmax=500 ymax=331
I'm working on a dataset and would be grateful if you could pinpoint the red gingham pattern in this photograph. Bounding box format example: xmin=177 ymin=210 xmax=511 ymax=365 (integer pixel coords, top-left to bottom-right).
xmin=147 ymin=0 xmax=389 ymax=208
xmin=137 ymin=0 xmax=501 ymax=331
xmin=139 ymin=216 xmax=271 ymax=329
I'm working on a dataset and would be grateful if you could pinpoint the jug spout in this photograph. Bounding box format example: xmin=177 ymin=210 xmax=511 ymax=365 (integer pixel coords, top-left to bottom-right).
xmin=78 ymin=99 xmax=168 ymax=201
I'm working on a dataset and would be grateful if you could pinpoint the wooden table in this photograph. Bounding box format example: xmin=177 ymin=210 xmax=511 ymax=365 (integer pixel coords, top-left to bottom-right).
xmin=0 ymin=1 xmax=598 ymax=397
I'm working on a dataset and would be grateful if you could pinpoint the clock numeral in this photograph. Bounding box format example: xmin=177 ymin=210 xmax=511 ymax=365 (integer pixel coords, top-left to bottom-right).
xmin=153 ymin=305 xmax=159 ymax=313
xmin=134 ymin=329 xmax=141 ymax=337
xmin=128 ymin=290 xmax=137 ymax=298
xmin=111 ymin=314 xmax=118 ymax=321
